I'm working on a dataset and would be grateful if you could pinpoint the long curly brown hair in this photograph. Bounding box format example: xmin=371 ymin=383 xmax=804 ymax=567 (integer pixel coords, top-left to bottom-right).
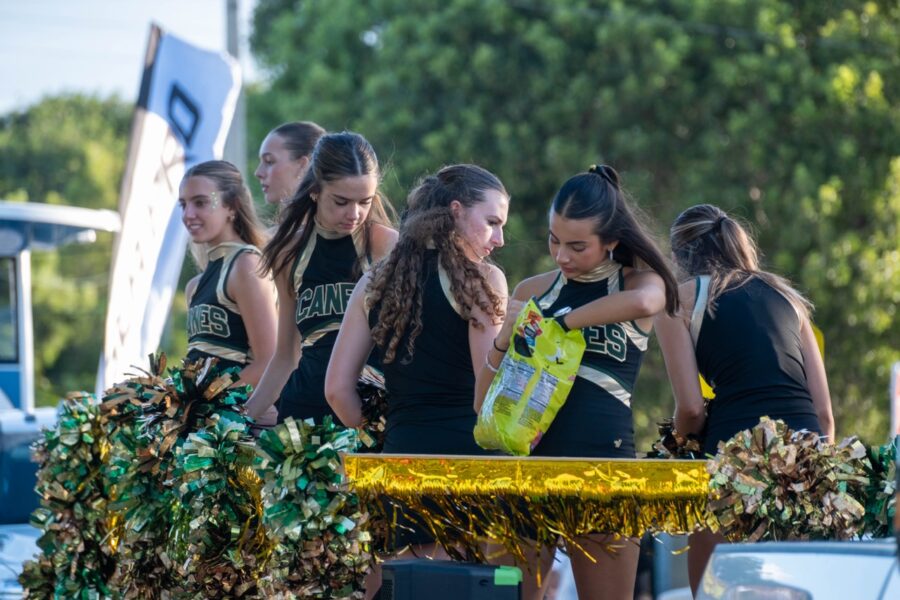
xmin=367 ymin=164 xmax=508 ymax=364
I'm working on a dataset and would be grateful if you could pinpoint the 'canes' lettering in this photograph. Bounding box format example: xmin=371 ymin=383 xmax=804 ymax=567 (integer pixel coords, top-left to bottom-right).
xmin=584 ymin=324 xmax=628 ymax=362
xmin=188 ymin=304 xmax=231 ymax=338
xmin=296 ymin=282 xmax=356 ymax=323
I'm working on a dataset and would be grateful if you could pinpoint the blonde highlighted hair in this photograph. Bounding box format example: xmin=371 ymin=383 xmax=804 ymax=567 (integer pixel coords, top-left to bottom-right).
xmin=670 ymin=204 xmax=812 ymax=319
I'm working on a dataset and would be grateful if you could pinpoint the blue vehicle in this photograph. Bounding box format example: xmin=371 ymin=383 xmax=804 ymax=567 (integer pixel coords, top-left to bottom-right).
xmin=0 ymin=201 xmax=120 ymax=596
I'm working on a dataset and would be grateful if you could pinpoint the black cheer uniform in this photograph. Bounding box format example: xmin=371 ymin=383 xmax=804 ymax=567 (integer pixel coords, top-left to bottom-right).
xmin=277 ymin=225 xmax=371 ymax=422
xmin=368 ymin=250 xmax=491 ymax=456
xmin=367 ymin=250 xmax=491 ymax=548
xmin=532 ymin=264 xmax=648 ymax=458
xmin=186 ymin=242 xmax=259 ymax=371
xmin=690 ymin=275 xmax=821 ymax=455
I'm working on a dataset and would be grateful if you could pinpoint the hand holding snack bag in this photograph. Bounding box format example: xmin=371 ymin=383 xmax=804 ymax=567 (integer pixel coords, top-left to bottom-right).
xmin=474 ymin=297 xmax=586 ymax=455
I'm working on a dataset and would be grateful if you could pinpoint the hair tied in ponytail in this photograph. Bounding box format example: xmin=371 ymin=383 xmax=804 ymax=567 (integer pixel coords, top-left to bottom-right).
xmin=587 ymin=163 xmax=618 ymax=187
xmin=714 ymin=215 xmax=728 ymax=231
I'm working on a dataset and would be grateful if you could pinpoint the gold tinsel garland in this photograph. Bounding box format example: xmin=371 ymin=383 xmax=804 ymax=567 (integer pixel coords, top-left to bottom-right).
xmin=343 ymin=454 xmax=710 ymax=563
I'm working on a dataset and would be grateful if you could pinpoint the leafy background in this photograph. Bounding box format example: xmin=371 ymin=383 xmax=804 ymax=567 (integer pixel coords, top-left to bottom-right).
xmin=1 ymin=0 xmax=897 ymax=448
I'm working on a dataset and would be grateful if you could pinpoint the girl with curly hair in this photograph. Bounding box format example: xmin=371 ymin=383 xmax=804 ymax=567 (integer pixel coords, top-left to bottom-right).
xmin=245 ymin=132 xmax=397 ymax=425
xmin=325 ymin=163 xmax=509 ymax=593
xmin=477 ymin=165 xmax=679 ymax=600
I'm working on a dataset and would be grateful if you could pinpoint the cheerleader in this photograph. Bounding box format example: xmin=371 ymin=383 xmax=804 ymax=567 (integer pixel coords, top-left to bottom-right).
xmin=325 ymin=164 xmax=509 ymax=598
xmin=255 ymin=120 xmax=325 ymax=206
xmin=654 ymin=203 xmax=834 ymax=594
xmin=245 ymin=132 xmax=397 ymax=423
xmin=477 ymin=165 xmax=679 ymax=600
xmin=181 ymin=160 xmax=277 ymax=388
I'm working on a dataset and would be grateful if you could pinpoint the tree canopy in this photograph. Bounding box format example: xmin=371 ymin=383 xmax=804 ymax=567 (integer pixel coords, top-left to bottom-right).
xmin=249 ymin=0 xmax=900 ymax=445
xmin=2 ymin=1 xmax=898 ymax=447
xmin=0 ymin=94 xmax=131 ymax=404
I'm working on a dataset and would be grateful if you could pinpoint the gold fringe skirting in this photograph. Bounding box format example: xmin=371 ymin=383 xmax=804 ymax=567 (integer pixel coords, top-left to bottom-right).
xmin=343 ymin=454 xmax=709 ymax=563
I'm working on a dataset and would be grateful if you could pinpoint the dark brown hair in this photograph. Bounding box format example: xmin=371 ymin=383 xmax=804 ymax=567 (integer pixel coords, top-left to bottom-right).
xmin=552 ymin=165 xmax=679 ymax=315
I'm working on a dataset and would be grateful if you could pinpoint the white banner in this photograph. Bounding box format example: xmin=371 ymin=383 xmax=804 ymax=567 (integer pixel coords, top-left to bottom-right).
xmin=97 ymin=25 xmax=241 ymax=392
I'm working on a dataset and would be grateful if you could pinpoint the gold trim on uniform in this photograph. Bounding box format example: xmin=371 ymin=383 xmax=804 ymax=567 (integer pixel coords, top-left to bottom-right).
xmin=210 ymin=242 xmax=260 ymax=314
xmin=537 ymin=272 xmax=566 ymax=311
xmin=300 ymin=321 xmax=342 ymax=347
xmin=621 ymin=321 xmax=649 ymax=351
xmin=186 ymin=340 xmax=250 ymax=364
xmin=576 ymin=364 xmax=633 ymax=408
xmin=291 ymin=232 xmax=318 ymax=302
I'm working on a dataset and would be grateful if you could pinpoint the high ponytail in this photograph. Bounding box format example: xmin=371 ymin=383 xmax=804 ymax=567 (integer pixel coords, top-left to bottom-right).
xmin=552 ymin=165 xmax=680 ymax=316
xmin=670 ymin=204 xmax=812 ymax=319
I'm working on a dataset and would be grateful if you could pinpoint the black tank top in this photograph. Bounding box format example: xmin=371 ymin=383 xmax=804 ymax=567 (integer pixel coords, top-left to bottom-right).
xmin=186 ymin=242 xmax=259 ymax=370
xmin=531 ymin=264 xmax=648 ymax=457
xmin=277 ymin=224 xmax=371 ymax=421
xmin=367 ymin=250 xmax=488 ymax=455
xmin=692 ymin=275 xmax=820 ymax=453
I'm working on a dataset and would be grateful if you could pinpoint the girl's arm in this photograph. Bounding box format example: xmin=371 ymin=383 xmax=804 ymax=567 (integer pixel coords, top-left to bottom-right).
xmin=558 ymin=269 xmax=666 ymax=331
xmin=325 ymin=274 xmax=375 ymax=428
xmin=474 ymin=273 xmax=553 ymax=412
xmin=470 ymin=264 xmax=508 ymax=412
xmin=801 ymin=317 xmax=834 ymax=442
xmin=654 ymin=308 xmax=706 ymax=436
xmin=227 ymin=251 xmax=277 ymax=389
xmin=245 ymin=269 xmax=301 ymax=422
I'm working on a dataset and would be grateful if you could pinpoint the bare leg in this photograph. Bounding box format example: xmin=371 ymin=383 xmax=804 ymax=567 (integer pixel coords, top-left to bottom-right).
xmin=688 ymin=529 xmax=726 ymax=597
xmin=490 ymin=540 xmax=556 ymax=600
xmin=568 ymin=534 xmax=640 ymax=600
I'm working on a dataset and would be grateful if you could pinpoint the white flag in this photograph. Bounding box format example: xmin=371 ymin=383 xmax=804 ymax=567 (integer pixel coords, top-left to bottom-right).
xmin=97 ymin=25 xmax=241 ymax=392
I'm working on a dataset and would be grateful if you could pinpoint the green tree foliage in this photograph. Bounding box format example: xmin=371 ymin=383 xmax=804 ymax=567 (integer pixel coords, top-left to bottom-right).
xmin=249 ymin=0 xmax=900 ymax=445
xmin=0 ymin=94 xmax=131 ymax=404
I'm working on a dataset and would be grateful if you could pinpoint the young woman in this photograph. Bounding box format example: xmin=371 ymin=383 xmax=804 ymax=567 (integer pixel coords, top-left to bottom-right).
xmin=180 ymin=160 xmax=277 ymax=388
xmin=325 ymin=164 xmax=509 ymax=598
xmin=245 ymin=132 xmax=397 ymax=424
xmin=254 ymin=121 xmax=326 ymax=205
xmin=476 ymin=165 xmax=679 ymax=600
xmin=654 ymin=203 xmax=834 ymax=595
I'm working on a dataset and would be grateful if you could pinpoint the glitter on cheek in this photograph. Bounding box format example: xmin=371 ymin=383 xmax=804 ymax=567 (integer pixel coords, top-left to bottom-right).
xmin=209 ymin=191 xmax=221 ymax=209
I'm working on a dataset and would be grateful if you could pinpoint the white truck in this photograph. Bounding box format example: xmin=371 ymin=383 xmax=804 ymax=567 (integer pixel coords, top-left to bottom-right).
xmin=0 ymin=201 xmax=120 ymax=597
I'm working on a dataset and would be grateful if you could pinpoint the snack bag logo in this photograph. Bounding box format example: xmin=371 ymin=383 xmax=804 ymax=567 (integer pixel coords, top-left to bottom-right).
xmin=517 ymin=309 xmax=544 ymax=342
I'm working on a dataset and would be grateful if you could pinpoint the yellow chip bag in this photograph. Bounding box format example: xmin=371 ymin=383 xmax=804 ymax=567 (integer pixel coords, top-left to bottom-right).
xmin=474 ymin=297 xmax=586 ymax=455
